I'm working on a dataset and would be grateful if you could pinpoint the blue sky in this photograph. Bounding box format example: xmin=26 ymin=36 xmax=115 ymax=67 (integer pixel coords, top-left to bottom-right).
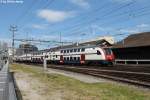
xmin=0 ymin=0 xmax=150 ymax=49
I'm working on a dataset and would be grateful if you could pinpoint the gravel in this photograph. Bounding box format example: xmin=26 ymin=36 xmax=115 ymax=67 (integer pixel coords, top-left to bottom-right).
xmin=47 ymin=68 xmax=108 ymax=83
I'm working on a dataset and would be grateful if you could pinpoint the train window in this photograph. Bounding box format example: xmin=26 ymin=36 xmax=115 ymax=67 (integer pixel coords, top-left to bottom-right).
xmin=77 ymin=57 xmax=80 ymax=61
xmin=97 ymin=50 xmax=101 ymax=55
xmin=77 ymin=49 xmax=80 ymax=52
xmin=104 ymin=48 xmax=112 ymax=55
xmin=70 ymin=57 xmax=73 ymax=61
xmin=70 ymin=49 xmax=73 ymax=53
xmin=74 ymin=49 xmax=77 ymax=52
xmin=81 ymin=48 xmax=85 ymax=52
xmin=67 ymin=50 xmax=69 ymax=53
xmin=64 ymin=50 xmax=66 ymax=53
xmin=45 ymin=55 xmax=47 ymax=58
xmin=74 ymin=57 xmax=76 ymax=61
xmin=64 ymin=57 xmax=66 ymax=61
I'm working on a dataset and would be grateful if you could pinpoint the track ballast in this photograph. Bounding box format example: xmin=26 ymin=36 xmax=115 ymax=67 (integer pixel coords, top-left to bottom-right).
xmin=20 ymin=63 xmax=150 ymax=88
xmin=47 ymin=64 xmax=150 ymax=88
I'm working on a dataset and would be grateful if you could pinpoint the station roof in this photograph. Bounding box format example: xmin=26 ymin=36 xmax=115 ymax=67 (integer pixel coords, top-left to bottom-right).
xmin=114 ymin=32 xmax=150 ymax=48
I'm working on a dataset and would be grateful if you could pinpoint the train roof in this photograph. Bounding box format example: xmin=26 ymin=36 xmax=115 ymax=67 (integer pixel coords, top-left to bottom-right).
xmin=50 ymin=39 xmax=112 ymax=51
xmin=60 ymin=45 xmax=110 ymax=50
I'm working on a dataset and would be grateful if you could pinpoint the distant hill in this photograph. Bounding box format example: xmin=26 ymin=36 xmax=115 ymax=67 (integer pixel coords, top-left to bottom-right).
xmin=114 ymin=32 xmax=150 ymax=48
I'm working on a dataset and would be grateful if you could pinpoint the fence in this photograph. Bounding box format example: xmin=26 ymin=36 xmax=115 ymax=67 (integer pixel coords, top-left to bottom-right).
xmin=115 ymin=59 xmax=150 ymax=65
xmin=0 ymin=61 xmax=17 ymax=100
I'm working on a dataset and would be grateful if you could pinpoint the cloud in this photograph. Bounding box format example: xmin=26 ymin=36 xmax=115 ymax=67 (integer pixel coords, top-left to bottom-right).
xmin=32 ymin=24 xmax=47 ymax=29
xmin=118 ymin=24 xmax=150 ymax=34
xmin=112 ymin=0 xmax=147 ymax=4
xmin=119 ymin=29 xmax=139 ymax=33
xmin=41 ymin=35 xmax=58 ymax=40
xmin=91 ymin=25 xmax=112 ymax=32
xmin=70 ymin=0 xmax=90 ymax=8
xmin=112 ymin=0 xmax=133 ymax=2
xmin=0 ymin=38 xmax=11 ymax=47
xmin=136 ymin=24 xmax=149 ymax=28
xmin=37 ymin=9 xmax=75 ymax=23
xmin=86 ymin=23 xmax=150 ymax=38
xmin=31 ymin=34 xmax=60 ymax=41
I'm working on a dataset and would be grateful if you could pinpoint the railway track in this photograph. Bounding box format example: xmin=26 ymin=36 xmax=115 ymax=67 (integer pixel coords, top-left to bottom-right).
xmin=20 ymin=63 xmax=150 ymax=88
xmin=47 ymin=65 xmax=150 ymax=88
xmin=55 ymin=64 xmax=150 ymax=73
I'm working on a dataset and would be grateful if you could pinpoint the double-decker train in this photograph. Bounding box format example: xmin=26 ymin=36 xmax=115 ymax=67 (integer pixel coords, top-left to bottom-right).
xmin=15 ymin=45 xmax=115 ymax=66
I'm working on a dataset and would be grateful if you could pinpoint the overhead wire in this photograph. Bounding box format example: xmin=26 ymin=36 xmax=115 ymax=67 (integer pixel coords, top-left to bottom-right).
xmin=15 ymin=0 xmax=39 ymax=25
xmin=16 ymin=0 xmax=150 ymax=45
xmin=47 ymin=0 xmax=136 ymax=35
xmin=66 ymin=3 xmax=150 ymax=37
xmin=64 ymin=1 xmax=150 ymax=36
xmin=18 ymin=0 xmax=55 ymax=30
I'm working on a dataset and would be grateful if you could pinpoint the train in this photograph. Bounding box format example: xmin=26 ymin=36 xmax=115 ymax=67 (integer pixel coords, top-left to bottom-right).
xmin=15 ymin=45 xmax=115 ymax=66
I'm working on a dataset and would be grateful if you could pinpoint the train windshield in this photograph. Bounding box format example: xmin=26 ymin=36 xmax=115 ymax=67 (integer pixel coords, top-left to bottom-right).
xmin=97 ymin=50 xmax=101 ymax=55
xmin=104 ymin=48 xmax=112 ymax=55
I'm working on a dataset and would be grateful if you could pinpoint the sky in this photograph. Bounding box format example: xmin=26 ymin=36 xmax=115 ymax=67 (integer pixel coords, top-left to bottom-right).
xmin=0 ymin=0 xmax=150 ymax=49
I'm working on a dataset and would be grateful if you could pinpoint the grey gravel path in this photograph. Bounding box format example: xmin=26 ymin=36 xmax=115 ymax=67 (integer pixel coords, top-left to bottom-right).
xmin=47 ymin=68 xmax=108 ymax=83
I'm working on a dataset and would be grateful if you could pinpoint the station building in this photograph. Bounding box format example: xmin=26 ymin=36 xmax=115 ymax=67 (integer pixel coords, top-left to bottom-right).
xmin=15 ymin=42 xmax=38 ymax=56
xmin=113 ymin=32 xmax=150 ymax=64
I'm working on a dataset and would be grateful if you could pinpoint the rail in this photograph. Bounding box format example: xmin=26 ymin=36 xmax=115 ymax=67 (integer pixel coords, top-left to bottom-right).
xmin=0 ymin=61 xmax=17 ymax=100
xmin=115 ymin=59 xmax=150 ymax=65
xmin=49 ymin=65 xmax=150 ymax=88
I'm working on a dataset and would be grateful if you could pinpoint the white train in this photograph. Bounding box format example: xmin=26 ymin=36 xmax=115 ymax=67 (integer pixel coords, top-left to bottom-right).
xmin=15 ymin=46 xmax=115 ymax=65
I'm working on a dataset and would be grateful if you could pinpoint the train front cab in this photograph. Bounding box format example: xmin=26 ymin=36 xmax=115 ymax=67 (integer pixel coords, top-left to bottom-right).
xmin=102 ymin=48 xmax=115 ymax=66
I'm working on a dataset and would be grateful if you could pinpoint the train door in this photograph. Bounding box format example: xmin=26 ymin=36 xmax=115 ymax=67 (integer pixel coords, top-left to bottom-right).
xmin=80 ymin=54 xmax=85 ymax=64
xmin=60 ymin=55 xmax=64 ymax=64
